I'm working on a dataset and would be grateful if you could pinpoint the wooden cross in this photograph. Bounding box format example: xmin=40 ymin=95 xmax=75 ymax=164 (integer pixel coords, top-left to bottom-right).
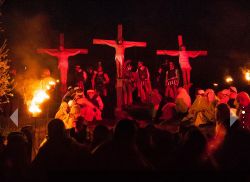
xmin=93 ymin=24 xmax=147 ymax=78
xmin=157 ymin=35 xmax=207 ymax=91
xmin=37 ymin=33 xmax=88 ymax=93
xmin=93 ymin=24 xmax=147 ymax=110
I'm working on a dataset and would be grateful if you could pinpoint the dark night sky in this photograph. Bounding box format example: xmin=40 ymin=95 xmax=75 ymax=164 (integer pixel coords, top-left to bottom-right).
xmin=2 ymin=0 xmax=250 ymax=92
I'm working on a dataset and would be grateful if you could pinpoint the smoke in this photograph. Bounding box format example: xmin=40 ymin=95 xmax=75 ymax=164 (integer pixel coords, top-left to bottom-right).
xmin=6 ymin=11 xmax=57 ymax=103
xmin=11 ymin=13 xmax=53 ymax=73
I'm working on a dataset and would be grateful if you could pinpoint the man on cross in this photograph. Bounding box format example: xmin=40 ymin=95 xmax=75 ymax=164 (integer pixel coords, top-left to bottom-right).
xmin=157 ymin=35 xmax=207 ymax=91
xmin=37 ymin=33 xmax=88 ymax=93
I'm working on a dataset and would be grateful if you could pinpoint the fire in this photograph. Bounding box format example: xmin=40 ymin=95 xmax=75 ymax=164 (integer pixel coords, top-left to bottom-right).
xmin=245 ymin=70 xmax=250 ymax=81
xmin=33 ymin=89 xmax=50 ymax=103
xmin=29 ymin=102 xmax=41 ymax=113
xmin=241 ymin=68 xmax=250 ymax=82
xmin=28 ymin=89 xmax=49 ymax=115
xmin=28 ymin=77 xmax=58 ymax=115
xmin=49 ymin=81 xmax=56 ymax=86
xmin=225 ymin=76 xmax=233 ymax=83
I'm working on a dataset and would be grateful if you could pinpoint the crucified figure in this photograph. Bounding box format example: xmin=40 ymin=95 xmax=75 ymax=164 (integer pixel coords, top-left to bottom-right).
xmin=93 ymin=24 xmax=146 ymax=79
xmin=37 ymin=33 xmax=88 ymax=93
xmin=157 ymin=35 xmax=207 ymax=91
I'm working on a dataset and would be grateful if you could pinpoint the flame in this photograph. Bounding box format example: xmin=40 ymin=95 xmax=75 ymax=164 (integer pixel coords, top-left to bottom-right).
xmin=33 ymin=89 xmax=49 ymax=103
xmin=28 ymin=89 xmax=49 ymax=115
xmin=29 ymin=102 xmax=41 ymax=113
xmin=28 ymin=77 xmax=58 ymax=115
xmin=46 ymin=85 xmax=51 ymax=90
xmin=49 ymin=81 xmax=56 ymax=85
xmin=225 ymin=76 xmax=233 ymax=83
xmin=241 ymin=68 xmax=250 ymax=82
xmin=245 ymin=71 xmax=250 ymax=81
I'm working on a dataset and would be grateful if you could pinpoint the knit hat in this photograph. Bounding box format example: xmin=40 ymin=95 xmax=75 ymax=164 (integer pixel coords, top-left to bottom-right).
xmin=229 ymin=86 xmax=237 ymax=93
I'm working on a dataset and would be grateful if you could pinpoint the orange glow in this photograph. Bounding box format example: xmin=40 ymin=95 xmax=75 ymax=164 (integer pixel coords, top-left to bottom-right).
xmin=245 ymin=71 xmax=250 ymax=81
xmin=28 ymin=89 xmax=49 ymax=115
xmin=225 ymin=76 xmax=233 ymax=83
xmin=46 ymin=85 xmax=51 ymax=90
xmin=28 ymin=77 xmax=57 ymax=115
xmin=29 ymin=102 xmax=41 ymax=113
xmin=241 ymin=68 xmax=250 ymax=82
xmin=48 ymin=80 xmax=56 ymax=85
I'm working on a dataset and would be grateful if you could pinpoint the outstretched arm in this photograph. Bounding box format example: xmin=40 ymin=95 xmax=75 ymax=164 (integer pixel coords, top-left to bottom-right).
xmin=64 ymin=49 xmax=88 ymax=56
xmin=37 ymin=49 xmax=60 ymax=57
xmin=124 ymin=41 xmax=147 ymax=48
xmin=93 ymin=39 xmax=117 ymax=48
xmin=156 ymin=50 xmax=180 ymax=56
xmin=187 ymin=51 xmax=207 ymax=58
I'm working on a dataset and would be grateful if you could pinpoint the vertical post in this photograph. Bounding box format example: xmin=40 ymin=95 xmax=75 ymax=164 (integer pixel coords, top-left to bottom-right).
xmin=59 ymin=33 xmax=64 ymax=48
xmin=116 ymin=24 xmax=124 ymax=112
xmin=178 ymin=35 xmax=183 ymax=47
xmin=117 ymin=24 xmax=123 ymax=41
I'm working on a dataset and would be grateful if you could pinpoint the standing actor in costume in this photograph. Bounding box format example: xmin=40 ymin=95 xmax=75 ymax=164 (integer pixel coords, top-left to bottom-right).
xmin=165 ymin=61 xmax=179 ymax=99
xmin=153 ymin=60 xmax=168 ymax=96
xmin=156 ymin=35 xmax=207 ymax=91
xmin=136 ymin=61 xmax=152 ymax=103
xmin=92 ymin=63 xmax=110 ymax=97
xmin=122 ymin=60 xmax=135 ymax=106
xmin=84 ymin=66 xmax=94 ymax=92
xmin=74 ymin=65 xmax=87 ymax=89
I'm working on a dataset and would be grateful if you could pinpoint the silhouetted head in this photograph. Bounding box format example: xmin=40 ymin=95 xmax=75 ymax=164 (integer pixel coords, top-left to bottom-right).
xmin=7 ymin=132 xmax=28 ymax=146
xmin=114 ymin=119 xmax=137 ymax=144
xmin=183 ymin=126 xmax=207 ymax=155
xmin=6 ymin=132 xmax=29 ymax=166
xmin=21 ymin=125 xmax=34 ymax=142
xmin=48 ymin=119 xmax=66 ymax=140
xmin=93 ymin=124 xmax=110 ymax=143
